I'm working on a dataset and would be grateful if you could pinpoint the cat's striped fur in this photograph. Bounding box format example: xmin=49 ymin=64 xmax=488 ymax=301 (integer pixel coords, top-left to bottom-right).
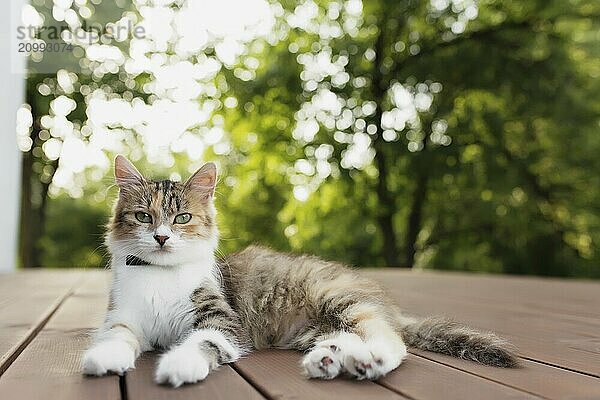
xmin=82 ymin=156 xmax=517 ymax=388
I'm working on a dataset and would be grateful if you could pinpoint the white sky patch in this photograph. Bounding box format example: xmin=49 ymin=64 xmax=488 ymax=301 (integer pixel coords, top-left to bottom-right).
xmin=341 ymin=132 xmax=375 ymax=170
xmin=16 ymin=106 xmax=34 ymax=152
xmin=44 ymin=0 xmax=274 ymax=193
xmin=86 ymin=45 xmax=125 ymax=64
xmin=293 ymin=185 xmax=310 ymax=202
xmin=50 ymin=95 xmax=77 ymax=117
xmin=381 ymin=84 xmax=421 ymax=132
xmin=21 ymin=4 xmax=44 ymax=27
xmin=429 ymin=0 xmax=478 ymax=35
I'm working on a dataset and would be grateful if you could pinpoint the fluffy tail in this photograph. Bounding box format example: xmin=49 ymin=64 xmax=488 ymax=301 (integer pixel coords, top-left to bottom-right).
xmin=398 ymin=316 xmax=519 ymax=368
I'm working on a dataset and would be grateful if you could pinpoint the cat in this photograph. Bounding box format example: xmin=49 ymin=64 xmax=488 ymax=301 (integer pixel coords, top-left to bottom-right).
xmin=82 ymin=155 xmax=517 ymax=387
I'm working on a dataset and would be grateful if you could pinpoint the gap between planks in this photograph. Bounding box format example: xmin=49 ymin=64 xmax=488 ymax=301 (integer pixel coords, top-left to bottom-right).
xmin=230 ymin=363 xmax=273 ymax=400
xmin=4 ymin=270 xmax=596 ymax=400
xmin=119 ymin=375 xmax=128 ymax=400
xmin=0 ymin=271 xmax=120 ymax=400
xmin=363 ymin=273 xmax=600 ymax=377
xmin=373 ymin=381 xmax=418 ymax=400
xmin=518 ymin=356 xmax=600 ymax=379
xmin=402 ymin=347 xmax=600 ymax=399
xmin=123 ymin=353 xmax=266 ymax=400
xmin=0 ymin=274 xmax=85 ymax=376
xmin=233 ymin=350 xmax=405 ymax=400
xmin=420 ymin=353 xmax=548 ymax=399
xmin=399 ymin=352 xmax=546 ymax=400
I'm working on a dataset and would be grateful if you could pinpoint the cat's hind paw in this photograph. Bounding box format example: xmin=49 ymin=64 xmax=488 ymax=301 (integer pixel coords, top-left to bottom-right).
xmin=306 ymin=332 xmax=407 ymax=380
xmin=155 ymin=347 xmax=210 ymax=387
xmin=82 ymin=340 xmax=136 ymax=376
xmin=342 ymin=337 xmax=407 ymax=380
xmin=364 ymin=339 xmax=407 ymax=379
xmin=301 ymin=346 xmax=342 ymax=379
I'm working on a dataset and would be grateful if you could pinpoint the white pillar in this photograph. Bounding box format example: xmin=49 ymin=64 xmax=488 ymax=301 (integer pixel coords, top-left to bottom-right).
xmin=0 ymin=0 xmax=26 ymax=272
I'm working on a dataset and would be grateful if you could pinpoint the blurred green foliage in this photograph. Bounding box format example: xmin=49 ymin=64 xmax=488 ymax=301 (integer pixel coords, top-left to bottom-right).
xmin=24 ymin=0 xmax=600 ymax=278
xmin=40 ymin=196 xmax=109 ymax=268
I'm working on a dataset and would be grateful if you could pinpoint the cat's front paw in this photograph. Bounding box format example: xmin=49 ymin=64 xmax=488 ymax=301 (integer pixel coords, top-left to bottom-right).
xmin=155 ymin=348 xmax=210 ymax=387
xmin=82 ymin=340 xmax=136 ymax=376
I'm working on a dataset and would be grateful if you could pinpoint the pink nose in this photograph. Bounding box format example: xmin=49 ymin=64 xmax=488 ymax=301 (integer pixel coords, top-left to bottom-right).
xmin=154 ymin=235 xmax=169 ymax=246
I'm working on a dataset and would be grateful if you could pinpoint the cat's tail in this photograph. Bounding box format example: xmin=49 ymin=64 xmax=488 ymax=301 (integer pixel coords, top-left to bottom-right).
xmin=396 ymin=315 xmax=519 ymax=368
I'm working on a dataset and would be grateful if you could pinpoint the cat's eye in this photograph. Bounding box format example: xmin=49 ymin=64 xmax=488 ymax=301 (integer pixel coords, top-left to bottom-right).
xmin=174 ymin=213 xmax=192 ymax=224
xmin=135 ymin=212 xmax=152 ymax=224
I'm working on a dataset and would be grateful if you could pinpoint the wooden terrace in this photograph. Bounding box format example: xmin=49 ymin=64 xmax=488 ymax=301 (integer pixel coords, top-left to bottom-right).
xmin=0 ymin=269 xmax=598 ymax=399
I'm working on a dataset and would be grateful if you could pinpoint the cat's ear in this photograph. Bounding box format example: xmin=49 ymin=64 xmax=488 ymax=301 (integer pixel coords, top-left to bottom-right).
xmin=184 ymin=162 xmax=217 ymax=199
xmin=114 ymin=155 xmax=144 ymax=187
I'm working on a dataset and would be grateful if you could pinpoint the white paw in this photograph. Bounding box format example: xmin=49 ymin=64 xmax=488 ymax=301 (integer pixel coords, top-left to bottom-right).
xmin=308 ymin=332 xmax=406 ymax=380
xmin=343 ymin=337 xmax=407 ymax=380
xmin=155 ymin=347 xmax=210 ymax=387
xmin=301 ymin=346 xmax=342 ymax=379
xmin=82 ymin=340 xmax=136 ymax=376
xmin=336 ymin=333 xmax=378 ymax=380
xmin=365 ymin=339 xmax=407 ymax=378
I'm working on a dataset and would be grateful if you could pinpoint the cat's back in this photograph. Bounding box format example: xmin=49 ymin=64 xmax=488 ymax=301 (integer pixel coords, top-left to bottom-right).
xmin=221 ymin=245 xmax=349 ymax=285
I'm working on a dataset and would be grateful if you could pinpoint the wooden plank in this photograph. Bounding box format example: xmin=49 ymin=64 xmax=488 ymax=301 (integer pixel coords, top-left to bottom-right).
xmin=363 ymin=270 xmax=600 ymax=319
xmin=126 ymin=353 xmax=265 ymax=400
xmin=71 ymin=269 xmax=113 ymax=297
xmin=363 ymin=270 xmax=600 ymax=398
xmin=364 ymin=271 xmax=600 ymax=377
xmin=386 ymin=289 xmax=600 ymax=376
xmin=0 ymin=270 xmax=83 ymax=375
xmin=0 ymin=270 xmax=120 ymax=400
xmin=1 ymin=269 xmax=596 ymax=400
xmin=379 ymin=354 xmax=542 ymax=400
xmin=234 ymin=350 xmax=406 ymax=400
xmin=412 ymin=349 xmax=600 ymax=400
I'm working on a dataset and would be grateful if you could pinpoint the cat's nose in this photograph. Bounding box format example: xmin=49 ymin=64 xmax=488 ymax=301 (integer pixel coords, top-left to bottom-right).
xmin=153 ymin=235 xmax=169 ymax=247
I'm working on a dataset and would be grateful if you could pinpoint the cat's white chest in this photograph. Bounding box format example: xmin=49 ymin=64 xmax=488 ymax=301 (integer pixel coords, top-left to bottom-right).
xmin=110 ymin=263 xmax=214 ymax=351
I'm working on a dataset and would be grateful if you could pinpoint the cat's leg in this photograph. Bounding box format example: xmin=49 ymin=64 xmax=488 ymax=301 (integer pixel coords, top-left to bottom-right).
xmin=344 ymin=307 xmax=408 ymax=380
xmin=155 ymin=286 xmax=246 ymax=387
xmin=301 ymin=303 xmax=407 ymax=380
xmin=82 ymin=323 xmax=141 ymax=376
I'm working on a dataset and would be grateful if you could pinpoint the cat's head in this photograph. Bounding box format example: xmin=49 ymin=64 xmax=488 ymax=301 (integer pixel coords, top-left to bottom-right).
xmin=106 ymin=155 xmax=218 ymax=266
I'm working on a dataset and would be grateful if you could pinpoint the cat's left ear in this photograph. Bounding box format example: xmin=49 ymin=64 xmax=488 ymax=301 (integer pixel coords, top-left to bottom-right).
xmin=184 ymin=162 xmax=217 ymax=199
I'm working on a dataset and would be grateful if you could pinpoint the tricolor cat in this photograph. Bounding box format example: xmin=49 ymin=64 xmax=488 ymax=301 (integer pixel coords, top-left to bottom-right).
xmin=82 ymin=156 xmax=517 ymax=387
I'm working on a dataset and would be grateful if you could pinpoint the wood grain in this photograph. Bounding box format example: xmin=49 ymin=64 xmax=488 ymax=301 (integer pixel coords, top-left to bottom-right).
xmin=396 ymin=290 xmax=599 ymax=375
xmin=0 ymin=270 xmax=83 ymax=375
xmin=1 ymin=269 xmax=598 ymax=400
xmin=363 ymin=270 xmax=600 ymax=319
xmin=411 ymin=350 xmax=600 ymax=400
xmin=234 ymin=350 xmax=405 ymax=400
xmin=379 ymin=354 xmax=542 ymax=399
xmin=363 ymin=270 xmax=600 ymax=376
xmin=126 ymin=353 xmax=265 ymax=400
xmin=0 ymin=271 xmax=120 ymax=400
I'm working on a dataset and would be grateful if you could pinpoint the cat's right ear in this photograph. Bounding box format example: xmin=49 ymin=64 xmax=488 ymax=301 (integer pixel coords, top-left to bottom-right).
xmin=114 ymin=155 xmax=144 ymax=187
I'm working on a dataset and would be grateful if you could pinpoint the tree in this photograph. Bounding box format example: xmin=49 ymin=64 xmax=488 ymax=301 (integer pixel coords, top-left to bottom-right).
xmin=217 ymin=0 xmax=600 ymax=274
xmin=21 ymin=0 xmax=600 ymax=277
